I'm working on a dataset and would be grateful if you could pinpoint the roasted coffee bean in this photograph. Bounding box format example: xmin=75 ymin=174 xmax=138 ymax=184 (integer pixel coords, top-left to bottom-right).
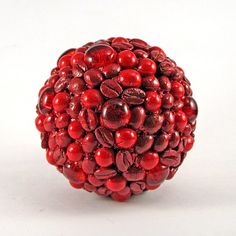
xmin=95 ymin=126 xmax=114 ymax=147
xmin=146 ymin=164 xmax=169 ymax=186
xmin=160 ymin=149 xmax=181 ymax=167
xmin=79 ymin=109 xmax=98 ymax=131
xmin=94 ymin=167 xmax=117 ymax=180
xmin=111 ymin=42 xmax=134 ymax=51
xmin=41 ymin=132 xmax=49 ymax=149
xmin=123 ymin=167 xmax=145 ymax=181
xmin=169 ymin=131 xmax=180 ymax=148
xmin=159 ymin=76 xmax=171 ymax=92
xmin=129 ymin=106 xmax=146 ymax=129
xmin=143 ymin=114 xmax=164 ymax=134
xmin=142 ymin=76 xmax=160 ymax=91
xmin=133 ymin=49 xmax=149 ymax=59
xmin=96 ymin=187 xmax=112 ymax=196
xmin=59 ymin=66 xmax=73 ymax=78
xmin=153 ymin=133 xmax=169 ymax=152
xmin=162 ymin=111 xmax=175 ymax=132
xmin=88 ymin=175 xmax=104 ymax=187
xmin=53 ymin=147 xmax=67 ymax=165
xmin=166 ymin=167 xmax=178 ymax=180
xmin=72 ymin=64 xmax=83 ymax=77
xmin=100 ymin=78 xmax=123 ymax=98
xmin=135 ymin=134 xmax=154 ymax=154
xmin=101 ymin=63 xmax=121 ymax=78
xmin=159 ymin=58 xmax=176 ymax=76
xmin=81 ymin=133 xmax=98 ymax=153
xmin=54 ymin=77 xmax=69 ymax=93
xmin=149 ymin=46 xmax=166 ymax=63
xmin=116 ymin=150 xmax=134 ymax=172
xmin=122 ymin=88 xmax=146 ymax=105
xmin=83 ymin=183 xmax=97 ymax=192
xmin=130 ymin=181 xmax=146 ymax=194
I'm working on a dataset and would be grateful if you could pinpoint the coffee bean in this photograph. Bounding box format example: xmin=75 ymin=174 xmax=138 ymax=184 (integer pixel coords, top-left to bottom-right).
xmin=111 ymin=42 xmax=134 ymax=51
xmin=100 ymin=78 xmax=123 ymax=98
xmin=95 ymin=126 xmax=114 ymax=147
xmin=79 ymin=109 xmax=98 ymax=131
xmin=94 ymin=167 xmax=117 ymax=180
xmin=67 ymin=96 xmax=81 ymax=118
xmin=53 ymin=147 xmax=67 ymax=165
xmin=96 ymin=186 xmax=112 ymax=196
xmin=135 ymin=134 xmax=154 ymax=154
xmin=130 ymin=181 xmax=145 ymax=194
xmin=129 ymin=106 xmax=146 ymax=129
xmin=160 ymin=149 xmax=181 ymax=167
xmin=153 ymin=133 xmax=169 ymax=152
xmin=116 ymin=150 xmax=134 ymax=172
xmin=143 ymin=113 xmax=164 ymax=134
xmin=130 ymin=38 xmax=150 ymax=50
xmin=41 ymin=132 xmax=49 ymax=149
xmin=123 ymin=167 xmax=145 ymax=181
xmin=101 ymin=63 xmax=121 ymax=78
xmin=122 ymin=88 xmax=146 ymax=105
xmin=133 ymin=49 xmax=149 ymax=59
xmin=54 ymin=77 xmax=69 ymax=93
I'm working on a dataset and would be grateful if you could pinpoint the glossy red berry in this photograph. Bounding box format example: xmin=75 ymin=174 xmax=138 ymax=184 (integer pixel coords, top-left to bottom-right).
xmin=36 ymin=37 xmax=198 ymax=202
xmin=115 ymin=128 xmax=137 ymax=149
xmin=95 ymin=148 xmax=114 ymax=167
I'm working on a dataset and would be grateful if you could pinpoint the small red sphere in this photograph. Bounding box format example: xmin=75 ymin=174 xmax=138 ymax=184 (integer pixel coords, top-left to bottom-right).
xmin=68 ymin=120 xmax=84 ymax=139
xmin=117 ymin=50 xmax=138 ymax=68
xmin=145 ymin=91 xmax=162 ymax=112
xmin=106 ymin=176 xmax=127 ymax=192
xmin=35 ymin=115 xmax=45 ymax=132
xmin=57 ymin=55 xmax=71 ymax=68
xmin=111 ymin=187 xmax=131 ymax=201
xmin=84 ymin=69 xmax=103 ymax=87
xmin=52 ymin=92 xmax=70 ymax=112
xmin=95 ymin=148 xmax=114 ymax=167
xmin=55 ymin=113 xmax=70 ymax=129
xmin=115 ymin=128 xmax=137 ymax=149
xmin=66 ymin=142 xmax=83 ymax=162
xmin=138 ymin=58 xmax=157 ymax=76
xmin=46 ymin=149 xmax=56 ymax=165
xmin=80 ymin=89 xmax=103 ymax=109
xmin=118 ymin=69 xmax=142 ymax=88
xmin=43 ymin=114 xmax=55 ymax=132
xmin=140 ymin=152 xmax=159 ymax=170
xmin=175 ymin=110 xmax=188 ymax=132
xmin=171 ymin=81 xmax=185 ymax=98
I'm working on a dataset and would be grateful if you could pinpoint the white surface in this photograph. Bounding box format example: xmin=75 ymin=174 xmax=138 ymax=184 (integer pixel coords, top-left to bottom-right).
xmin=0 ymin=0 xmax=236 ymax=235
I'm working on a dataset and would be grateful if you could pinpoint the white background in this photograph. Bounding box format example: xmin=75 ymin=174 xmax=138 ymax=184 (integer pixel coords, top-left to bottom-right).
xmin=0 ymin=0 xmax=236 ymax=235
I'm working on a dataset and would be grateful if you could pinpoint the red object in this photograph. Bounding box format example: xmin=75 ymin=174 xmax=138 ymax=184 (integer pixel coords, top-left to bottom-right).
xmin=36 ymin=37 xmax=198 ymax=201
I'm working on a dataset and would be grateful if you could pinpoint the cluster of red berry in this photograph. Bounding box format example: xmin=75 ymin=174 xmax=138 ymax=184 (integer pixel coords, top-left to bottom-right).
xmin=35 ymin=37 xmax=198 ymax=201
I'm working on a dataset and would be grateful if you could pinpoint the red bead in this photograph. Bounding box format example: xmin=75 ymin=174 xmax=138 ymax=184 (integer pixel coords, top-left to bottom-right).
xmin=69 ymin=181 xmax=83 ymax=189
xmin=175 ymin=110 xmax=188 ymax=132
xmin=106 ymin=176 xmax=127 ymax=192
xmin=57 ymin=55 xmax=71 ymax=68
xmin=117 ymin=50 xmax=137 ymax=68
xmin=145 ymin=91 xmax=162 ymax=112
xmin=112 ymin=37 xmax=129 ymax=43
xmin=46 ymin=149 xmax=56 ymax=165
xmin=63 ymin=164 xmax=86 ymax=184
xmin=182 ymin=97 xmax=198 ymax=122
xmin=142 ymin=76 xmax=160 ymax=91
xmin=82 ymin=158 xmax=96 ymax=174
xmin=162 ymin=93 xmax=174 ymax=109
xmin=84 ymin=44 xmax=117 ymax=68
xmin=38 ymin=86 xmax=54 ymax=114
xmin=101 ymin=98 xmax=131 ymax=130
xmin=52 ymin=92 xmax=70 ymax=112
xmin=118 ymin=69 xmax=142 ymax=87
xmin=66 ymin=142 xmax=83 ymax=162
xmin=56 ymin=113 xmax=70 ymax=129
xmin=140 ymin=152 xmax=159 ymax=170
xmin=115 ymin=128 xmax=137 ymax=149
xmin=80 ymin=89 xmax=103 ymax=109
xmin=70 ymin=52 xmax=84 ymax=67
xmin=146 ymin=164 xmax=169 ymax=186
xmin=182 ymin=135 xmax=194 ymax=152
xmin=43 ymin=114 xmax=55 ymax=131
xmin=95 ymin=148 xmax=114 ymax=167
xmin=138 ymin=58 xmax=156 ymax=76
xmin=35 ymin=115 xmax=45 ymax=132
xmin=68 ymin=77 xmax=86 ymax=95
xmin=68 ymin=120 xmax=84 ymax=139
xmin=171 ymin=81 xmax=185 ymax=98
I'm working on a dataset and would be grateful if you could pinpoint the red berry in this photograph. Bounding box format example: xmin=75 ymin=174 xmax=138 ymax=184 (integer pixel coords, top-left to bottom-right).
xmin=171 ymin=81 xmax=185 ymax=98
xmin=145 ymin=91 xmax=162 ymax=112
xmin=118 ymin=69 xmax=142 ymax=87
xmin=117 ymin=50 xmax=137 ymax=68
xmin=56 ymin=113 xmax=70 ymax=129
xmin=68 ymin=120 xmax=84 ymax=139
xmin=66 ymin=142 xmax=83 ymax=162
xmin=52 ymin=92 xmax=70 ymax=112
xmin=106 ymin=176 xmax=127 ymax=192
xmin=46 ymin=149 xmax=56 ymax=165
xmin=35 ymin=115 xmax=45 ymax=132
xmin=43 ymin=114 xmax=55 ymax=131
xmin=140 ymin=152 xmax=159 ymax=170
xmin=175 ymin=110 xmax=188 ymax=132
xmin=138 ymin=58 xmax=156 ymax=76
xmin=115 ymin=128 xmax=137 ymax=149
xmin=182 ymin=97 xmax=198 ymax=122
xmin=95 ymin=148 xmax=114 ymax=167
xmin=57 ymin=55 xmax=71 ymax=68
xmin=80 ymin=89 xmax=103 ymax=109
xmin=63 ymin=164 xmax=86 ymax=184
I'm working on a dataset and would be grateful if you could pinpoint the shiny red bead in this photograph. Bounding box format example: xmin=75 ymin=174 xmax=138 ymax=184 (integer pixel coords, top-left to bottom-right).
xmin=36 ymin=37 xmax=198 ymax=201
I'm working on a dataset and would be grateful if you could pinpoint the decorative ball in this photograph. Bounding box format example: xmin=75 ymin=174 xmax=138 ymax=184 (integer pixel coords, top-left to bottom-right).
xmin=35 ymin=37 xmax=198 ymax=201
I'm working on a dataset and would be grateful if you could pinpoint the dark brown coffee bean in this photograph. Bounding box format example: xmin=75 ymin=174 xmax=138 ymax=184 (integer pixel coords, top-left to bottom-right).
xmin=123 ymin=167 xmax=145 ymax=181
xmin=122 ymin=88 xmax=146 ymax=105
xmin=135 ymin=134 xmax=154 ymax=154
xmin=129 ymin=106 xmax=146 ymax=129
xmin=111 ymin=42 xmax=134 ymax=51
xmin=143 ymin=114 xmax=164 ymax=134
xmin=54 ymin=77 xmax=69 ymax=93
xmin=116 ymin=150 xmax=134 ymax=172
xmin=94 ymin=167 xmax=117 ymax=180
xmin=79 ymin=109 xmax=98 ymax=131
xmin=95 ymin=126 xmax=114 ymax=147
xmin=130 ymin=181 xmax=146 ymax=194
xmin=100 ymin=78 xmax=123 ymax=98
xmin=101 ymin=63 xmax=121 ymax=78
